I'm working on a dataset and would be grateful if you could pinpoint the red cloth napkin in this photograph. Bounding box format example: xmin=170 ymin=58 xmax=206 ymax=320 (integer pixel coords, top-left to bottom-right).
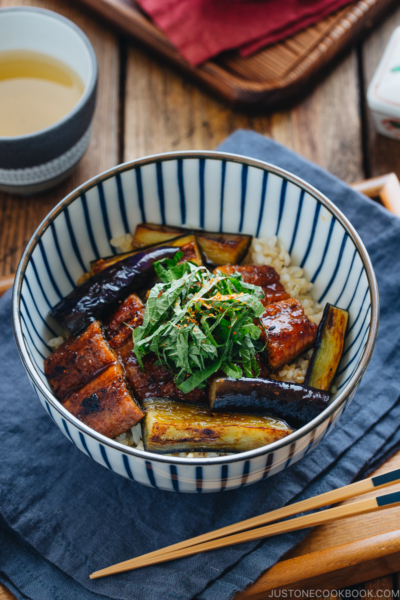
xmin=135 ymin=0 xmax=353 ymax=65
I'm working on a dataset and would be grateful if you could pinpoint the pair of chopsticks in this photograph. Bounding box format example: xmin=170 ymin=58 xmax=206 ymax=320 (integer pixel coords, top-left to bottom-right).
xmin=90 ymin=467 xmax=400 ymax=579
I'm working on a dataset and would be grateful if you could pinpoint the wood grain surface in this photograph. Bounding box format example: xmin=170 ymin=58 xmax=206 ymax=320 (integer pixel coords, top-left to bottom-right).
xmin=1 ymin=0 xmax=400 ymax=598
xmin=123 ymin=44 xmax=364 ymax=183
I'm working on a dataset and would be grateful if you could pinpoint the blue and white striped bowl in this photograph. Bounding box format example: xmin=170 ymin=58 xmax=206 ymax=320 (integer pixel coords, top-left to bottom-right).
xmin=12 ymin=151 xmax=379 ymax=493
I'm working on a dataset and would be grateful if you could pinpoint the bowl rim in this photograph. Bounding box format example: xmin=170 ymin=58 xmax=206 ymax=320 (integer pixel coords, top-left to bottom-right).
xmin=12 ymin=150 xmax=380 ymax=466
xmin=0 ymin=6 xmax=98 ymax=143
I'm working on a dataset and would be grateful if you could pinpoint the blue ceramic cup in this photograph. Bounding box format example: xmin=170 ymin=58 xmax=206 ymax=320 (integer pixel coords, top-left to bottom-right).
xmin=0 ymin=7 xmax=97 ymax=194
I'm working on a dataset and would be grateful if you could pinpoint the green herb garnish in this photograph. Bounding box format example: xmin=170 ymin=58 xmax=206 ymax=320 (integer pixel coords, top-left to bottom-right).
xmin=132 ymin=252 xmax=267 ymax=393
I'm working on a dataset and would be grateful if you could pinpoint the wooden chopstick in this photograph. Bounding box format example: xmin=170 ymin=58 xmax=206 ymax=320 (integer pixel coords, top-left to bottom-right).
xmin=90 ymin=468 xmax=400 ymax=579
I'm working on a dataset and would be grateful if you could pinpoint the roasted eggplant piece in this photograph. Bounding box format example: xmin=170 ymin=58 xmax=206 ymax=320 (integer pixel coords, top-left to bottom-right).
xmin=116 ymin=340 xmax=208 ymax=404
xmin=259 ymin=298 xmax=317 ymax=370
xmin=44 ymin=321 xmax=116 ymax=401
xmin=90 ymin=234 xmax=203 ymax=276
xmin=142 ymin=398 xmax=292 ymax=454
xmin=195 ymin=232 xmax=251 ymax=266
xmin=104 ymin=293 xmax=145 ymax=349
xmin=63 ymin=363 xmax=144 ymax=438
xmin=209 ymin=377 xmax=330 ymax=429
xmin=132 ymin=223 xmax=184 ymax=248
xmin=214 ymin=265 xmax=290 ymax=305
xmin=50 ymin=246 xmax=178 ymax=335
xmin=132 ymin=222 xmax=252 ymax=266
xmin=305 ymin=303 xmax=348 ymax=391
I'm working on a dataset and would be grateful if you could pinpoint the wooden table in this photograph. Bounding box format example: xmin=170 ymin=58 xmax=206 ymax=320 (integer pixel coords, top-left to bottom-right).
xmin=1 ymin=0 xmax=400 ymax=597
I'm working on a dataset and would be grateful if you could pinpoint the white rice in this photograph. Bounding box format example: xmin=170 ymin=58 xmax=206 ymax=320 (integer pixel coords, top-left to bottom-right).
xmin=110 ymin=233 xmax=134 ymax=253
xmin=49 ymin=234 xmax=322 ymax=456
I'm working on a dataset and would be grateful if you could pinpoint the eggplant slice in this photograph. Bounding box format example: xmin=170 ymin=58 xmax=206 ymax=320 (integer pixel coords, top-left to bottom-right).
xmin=142 ymin=398 xmax=292 ymax=454
xmin=131 ymin=222 xmax=252 ymax=266
xmin=305 ymin=303 xmax=349 ymax=391
xmin=50 ymin=246 xmax=178 ymax=335
xmin=90 ymin=234 xmax=203 ymax=276
xmin=209 ymin=377 xmax=330 ymax=429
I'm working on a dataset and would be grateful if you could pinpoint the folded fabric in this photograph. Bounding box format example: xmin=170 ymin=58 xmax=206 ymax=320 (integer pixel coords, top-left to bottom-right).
xmin=2 ymin=130 xmax=400 ymax=600
xmin=135 ymin=0 xmax=353 ymax=65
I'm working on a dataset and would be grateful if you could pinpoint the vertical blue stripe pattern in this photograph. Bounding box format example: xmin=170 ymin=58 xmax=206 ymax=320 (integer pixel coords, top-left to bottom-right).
xmin=219 ymin=161 xmax=226 ymax=232
xmin=289 ymin=189 xmax=305 ymax=255
xmin=318 ymin=232 xmax=348 ymax=303
xmin=177 ymin=159 xmax=186 ymax=224
xmin=239 ymin=164 xmax=248 ymax=233
xmin=62 ymin=419 xmax=74 ymax=444
xmin=64 ymin=208 xmax=87 ymax=271
xmin=311 ymin=217 xmax=335 ymax=283
xmin=196 ymin=466 xmax=203 ymax=493
xmin=80 ymin=193 xmax=100 ymax=260
xmin=18 ymin=155 xmax=374 ymax=493
xmin=122 ymin=454 xmax=135 ymax=481
xmin=169 ymin=465 xmax=179 ymax=492
xmin=38 ymin=239 xmax=62 ymax=300
xmin=50 ymin=222 xmax=75 ymax=289
xmin=115 ymin=173 xmax=130 ymax=234
xmin=256 ymin=171 xmax=269 ymax=238
xmin=79 ymin=432 xmax=93 ymax=459
xmin=220 ymin=464 xmax=229 ymax=491
xmin=100 ymin=445 xmax=113 ymax=471
xmin=199 ymin=158 xmax=205 ymax=229
xmin=240 ymin=460 xmax=250 ymax=487
xmin=135 ymin=167 xmax=146 ymax=222
xmin=275 ymin=179 xmax=287 ymax=236
xmin=300 ymin=203 xmax=321 ymax=268
xmin=98 ymin=182 xmax=117 ymax=254
xmin=156 ymin=162 xmax=166 ymax=225
xmin=145 ymin=461 xmax=158 ymax=488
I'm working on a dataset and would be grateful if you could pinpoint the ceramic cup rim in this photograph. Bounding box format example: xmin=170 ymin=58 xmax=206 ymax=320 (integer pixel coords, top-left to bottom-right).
xmin=0 ymin=6 xmax=98 ymax=143
xmin=12 ymin=150 xmax=380 ymax=466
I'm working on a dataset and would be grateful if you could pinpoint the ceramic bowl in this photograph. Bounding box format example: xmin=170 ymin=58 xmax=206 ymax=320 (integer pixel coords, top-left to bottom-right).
xmin=0 ymin=7 xmax=97 ymax=194
xmin=12 ymin=151 xmax=379 ymax=493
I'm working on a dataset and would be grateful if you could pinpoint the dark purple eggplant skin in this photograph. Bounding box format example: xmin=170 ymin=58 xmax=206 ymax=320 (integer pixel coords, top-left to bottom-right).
xmin=209 ymin=377 xmax=330 ymax=429
xmin=50 ymin=246 xmax=178 ymax=335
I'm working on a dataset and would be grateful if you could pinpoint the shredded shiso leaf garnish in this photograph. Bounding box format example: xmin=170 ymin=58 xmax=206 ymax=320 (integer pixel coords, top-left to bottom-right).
xmin=132 ymin=252 xmax=267 ymax=393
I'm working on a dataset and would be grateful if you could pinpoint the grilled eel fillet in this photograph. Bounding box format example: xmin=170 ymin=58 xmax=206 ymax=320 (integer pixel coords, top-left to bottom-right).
xmin=45 ymin=320 xmax=144 ymax=437
xmin=44 ymin=321 xmax=117 ymax=402
xmin=260 ymin=298 xmax=317 ymax=370
xmin=116 ymin=340 xmax=208 ymax=404
xmin=214 ymin=265 xmax=290 ymax=305
xmin=104 ymin=293 xmax=145 ymax=349
xmin=63 ymin=363 xmax=144 ymax=438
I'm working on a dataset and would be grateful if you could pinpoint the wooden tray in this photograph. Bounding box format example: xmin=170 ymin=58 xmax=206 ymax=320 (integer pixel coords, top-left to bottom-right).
xmin=73 ymin=0 xmax=396 ymax=109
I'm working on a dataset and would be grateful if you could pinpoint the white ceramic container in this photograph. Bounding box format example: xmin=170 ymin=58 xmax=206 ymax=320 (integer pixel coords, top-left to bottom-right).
xmin=367 ymin=26 xmax=400 ymax=141
xmin=0 ymin=7 xmax=97 ymax=194
xmin=12 ymin=152 xmax=379 ymax=493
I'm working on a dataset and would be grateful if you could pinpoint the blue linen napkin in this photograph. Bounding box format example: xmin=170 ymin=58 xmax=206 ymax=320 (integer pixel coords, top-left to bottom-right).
xmin=2 ymin=129 xmax=400 ymax=600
